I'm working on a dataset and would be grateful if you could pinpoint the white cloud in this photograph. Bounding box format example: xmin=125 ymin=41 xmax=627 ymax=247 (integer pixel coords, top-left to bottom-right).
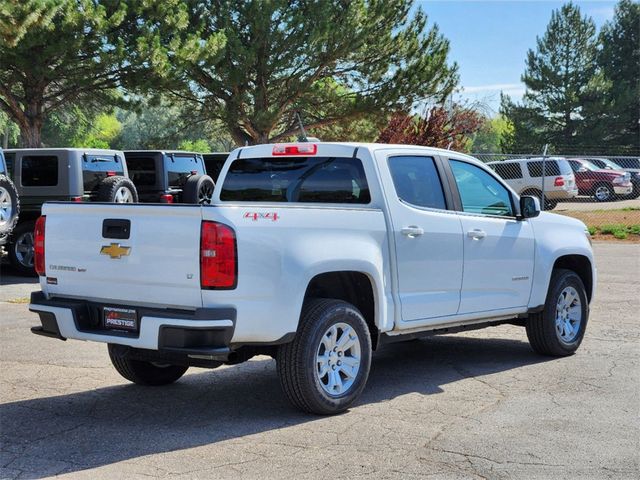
xmin=462 ymin=83 xmax=526 ymax=96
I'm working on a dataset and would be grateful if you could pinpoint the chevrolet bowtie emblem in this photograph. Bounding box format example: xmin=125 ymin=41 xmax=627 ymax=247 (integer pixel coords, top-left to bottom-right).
xmin=100 ymin=243 xmax=131 ymax=259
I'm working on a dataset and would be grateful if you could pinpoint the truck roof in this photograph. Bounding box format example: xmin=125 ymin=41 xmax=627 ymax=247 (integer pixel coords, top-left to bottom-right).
xmin=232 ymin=142 xmax=480 ymax=163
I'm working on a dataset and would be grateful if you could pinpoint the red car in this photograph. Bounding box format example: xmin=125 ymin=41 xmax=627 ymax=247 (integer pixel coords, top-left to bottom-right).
xmin=568 ymin=159 xmax=632 ymax=202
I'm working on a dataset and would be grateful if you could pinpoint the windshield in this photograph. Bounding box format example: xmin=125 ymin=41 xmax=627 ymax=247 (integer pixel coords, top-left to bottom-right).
xmin=579 ymin=160 xmax=600 ymax=171
xmin=599 ymin=159 xmax=623 ymax=170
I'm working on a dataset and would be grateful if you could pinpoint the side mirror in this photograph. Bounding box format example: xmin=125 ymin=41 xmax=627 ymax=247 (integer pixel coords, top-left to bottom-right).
xmin=577 ymin=167 xmax=588 ymax=173
xmin=519 ymin=195 xmax=541 ymax=220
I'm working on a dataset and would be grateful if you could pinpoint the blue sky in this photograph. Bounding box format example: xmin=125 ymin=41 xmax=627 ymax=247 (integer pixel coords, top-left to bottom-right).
xmin=416 ymin=0 xmax=618 ymax=113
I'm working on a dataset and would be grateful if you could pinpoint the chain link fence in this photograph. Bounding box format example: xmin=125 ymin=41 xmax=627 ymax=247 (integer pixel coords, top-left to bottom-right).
xmin=472 ymin=153 xmax=640 ymax=240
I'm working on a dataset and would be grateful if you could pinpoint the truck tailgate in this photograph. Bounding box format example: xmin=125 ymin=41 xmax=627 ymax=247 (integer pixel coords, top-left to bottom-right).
xmin=41 ymin=203 xmax=203 ymax=309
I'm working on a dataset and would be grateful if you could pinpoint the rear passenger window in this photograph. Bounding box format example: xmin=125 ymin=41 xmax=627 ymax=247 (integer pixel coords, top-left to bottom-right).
xmin=21 ymin=155 xmax=58 ymax=186
xmin=221 ymin=157 xmax=370 ymax=204
xmin=527 ymin=160 xmax=561 ymax=177
xmin=493 ymin=163 xmax=522 ymax=180
xmin=388 ymin=156 xmax=446 ymax=209
xmin=127 ymin=157 xmax=157 ymax=186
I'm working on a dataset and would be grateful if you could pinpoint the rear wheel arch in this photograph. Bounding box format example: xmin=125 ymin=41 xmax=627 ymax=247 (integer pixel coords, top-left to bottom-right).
xmin=552 ymin=255 xmax=593 ymax=302
xmin=302 ymin=271 xmax=378 ymax=349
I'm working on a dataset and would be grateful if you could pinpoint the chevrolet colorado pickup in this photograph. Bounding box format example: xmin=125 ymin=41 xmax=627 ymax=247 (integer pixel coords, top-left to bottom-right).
xmin=29 ymin=143 xmax=596 ymax=415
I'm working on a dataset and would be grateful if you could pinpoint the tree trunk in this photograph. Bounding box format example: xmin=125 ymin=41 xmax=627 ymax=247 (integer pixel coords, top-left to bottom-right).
xmin=19 ymin=119 xmax=43 ymax=148
xmin=19 ymin=99 xmax=44 ymax=147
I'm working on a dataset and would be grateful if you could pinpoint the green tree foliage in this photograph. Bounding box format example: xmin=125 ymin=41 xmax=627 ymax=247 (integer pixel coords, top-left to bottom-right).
xmin=0 ymin=0 xmax=61 ymax=47
xmin=0 ymin=111 xmax=20 ymax=148
xmin=597 ymin=0 xmax=639 ymax=152
xmin=139 ymin=0 xmax=458 ymax=145
xmin=113 ymin=97 xmax=233 ymax=152
xmin=471 ymin=115 xmax=514 ymax=153
xmin=42 ymin=107 xmax=121 ymax=148
xmin=178 ymin=139 xmax=213 ymax=153
xmin=501 ymin=3 xmax=602 ymax=152
xmin=0 ymin=0 xmax=131 ymax=147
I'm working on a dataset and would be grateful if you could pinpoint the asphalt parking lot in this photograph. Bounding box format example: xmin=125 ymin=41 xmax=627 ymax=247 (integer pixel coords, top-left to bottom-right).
xmin=0 ymin=242 xmax=638 ymax=479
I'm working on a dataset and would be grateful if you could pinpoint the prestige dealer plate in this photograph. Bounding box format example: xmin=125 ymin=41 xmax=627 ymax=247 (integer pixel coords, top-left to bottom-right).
xmin=104 ymin=306 xmax=138 ymax=331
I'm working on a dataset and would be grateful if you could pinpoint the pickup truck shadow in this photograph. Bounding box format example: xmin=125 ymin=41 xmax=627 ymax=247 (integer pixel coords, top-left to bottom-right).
xmin=1 ymin=335 xmax=550 ymax=477
xmin=0 ymin=265 xmax=38 ymax=285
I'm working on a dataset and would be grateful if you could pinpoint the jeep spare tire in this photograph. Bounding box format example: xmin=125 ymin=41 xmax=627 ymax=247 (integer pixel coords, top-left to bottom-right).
xmin=97 ymin=176 xmax=138 ymax=203
xmin=0 ymin=173 xmax=20 ymax=237
xmin=183 ymin=174 xmax=215 ymax=205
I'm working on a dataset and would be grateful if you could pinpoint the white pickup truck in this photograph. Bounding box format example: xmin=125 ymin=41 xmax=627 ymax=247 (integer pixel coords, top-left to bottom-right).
xmin=29 ymin=143 xmax=596 ymax=414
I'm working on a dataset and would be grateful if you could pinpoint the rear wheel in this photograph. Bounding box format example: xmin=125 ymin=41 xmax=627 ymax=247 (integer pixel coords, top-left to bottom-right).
xmin=593 ymin=183 xmax=613 ymax=202
xmin=108 ymin=344 xmax=188 ymax=386
xmin=277 ymin=299 xmax=372 ymax=415
xmin=7 ymin=220 xmax=36 ymax=276
xmin=526 ymin=269 xmax=589 ymax=356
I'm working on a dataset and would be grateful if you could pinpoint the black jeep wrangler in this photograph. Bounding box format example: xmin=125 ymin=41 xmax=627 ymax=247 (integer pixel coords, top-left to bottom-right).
xmin=0 ymin=149 xmax=20 ymax=248
xmin=124 ymin=150 xmax=214 ymax=204
xmin=3 ymin=148 xmax=138 ymax=275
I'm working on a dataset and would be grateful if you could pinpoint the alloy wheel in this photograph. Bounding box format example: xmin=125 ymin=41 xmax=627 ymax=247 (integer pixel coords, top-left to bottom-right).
xmin=316 ymin=322 xmax=362 ymax=396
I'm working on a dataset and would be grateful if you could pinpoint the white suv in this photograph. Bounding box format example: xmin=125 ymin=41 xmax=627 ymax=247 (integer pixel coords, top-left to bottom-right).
xmin=488 ymin=157 xmax=578 ymax=210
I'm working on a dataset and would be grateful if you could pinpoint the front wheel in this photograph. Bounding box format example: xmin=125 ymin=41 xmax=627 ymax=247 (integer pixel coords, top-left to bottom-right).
xmin=108 ymin=344 xmax=188 ymax=386
xmin=277 ymin=299 xmax=372 ymax=415
xmin=526 ymin=269 xmax=589 ymax=356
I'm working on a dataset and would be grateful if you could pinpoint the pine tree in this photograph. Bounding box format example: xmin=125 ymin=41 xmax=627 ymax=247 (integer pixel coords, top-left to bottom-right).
xmin=501 ymin=3 xmax=601 ymax=152
xmin=597 ymin=0 xmax=640 ymax=153
xmin=0 ymin=1 xmax=133 ymax=147
xmin=136 ymin=0 xmax=459 ymax=146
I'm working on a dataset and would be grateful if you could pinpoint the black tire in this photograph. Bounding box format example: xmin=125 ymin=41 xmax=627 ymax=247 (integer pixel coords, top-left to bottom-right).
xmin=182 ymin=174 xmax=215 ymax=204
xmin=0 ymin=174 xmax=20 ymax=239
xmin=7 ymin=220 xmax=36 ymax=276
xmin=108 ymin=344 xmax=188 ymax=386
xmin=526 ymin=269 xmax=589 ymax=357
xmin=277 ymin=298 xmax=372 ymax=415
xmin=97 ymin=176 xmax=138 ymax=203
xmin=592 ymin=183 xmax=613 ymax=202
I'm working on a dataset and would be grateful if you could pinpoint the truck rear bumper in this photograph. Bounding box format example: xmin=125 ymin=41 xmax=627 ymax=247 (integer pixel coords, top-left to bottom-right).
xmin=29 ymin=291 xmax=236 ymax=356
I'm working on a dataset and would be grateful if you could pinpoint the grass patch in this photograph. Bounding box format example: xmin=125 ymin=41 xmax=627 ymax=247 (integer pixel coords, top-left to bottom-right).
xmin=588 ymin=223 xmax=640 ymax=241
xmin=558 ymin=209 xmax=640 ymax=242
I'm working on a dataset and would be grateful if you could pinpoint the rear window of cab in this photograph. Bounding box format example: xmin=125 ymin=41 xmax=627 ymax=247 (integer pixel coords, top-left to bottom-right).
xmin=220 ymin=156 xmax=370 ymax=204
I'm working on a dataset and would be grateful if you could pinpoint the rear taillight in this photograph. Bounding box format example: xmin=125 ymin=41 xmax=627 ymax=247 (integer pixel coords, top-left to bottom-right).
xmin=71 ymin=196 xmax=83 ymax=202
xmin=160 ymin=194 xmax=174 ymax=203
xmin=273 ymin=144 xmax=317 ymax=156
xmin=34 ymin=216 xmax=46 ymax=276
xmin=554 ymin=177 xmax=565 ymax=187
xmin=200 ymin=221 xmax=237 ymax=289
xmin=106 ymin=171 xmax=117 ymax=177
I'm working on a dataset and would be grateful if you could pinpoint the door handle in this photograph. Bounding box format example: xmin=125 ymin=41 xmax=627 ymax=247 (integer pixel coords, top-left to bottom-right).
xmin=467 ymin=229 xmax=486 ymax=240
xmin=401 ymin=226 xmax=424 ymax=238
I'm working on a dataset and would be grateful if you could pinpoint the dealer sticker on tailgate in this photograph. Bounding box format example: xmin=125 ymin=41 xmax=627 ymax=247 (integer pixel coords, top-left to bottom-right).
xmin=104 ymin=307 xmax=138 ymax=331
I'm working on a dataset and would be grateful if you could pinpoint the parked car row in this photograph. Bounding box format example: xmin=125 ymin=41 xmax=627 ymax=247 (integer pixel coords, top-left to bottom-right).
xmin=487 ymin=156 xmax=637 ymax=209
xmin=0 ymin=148 xmax=229 ymax=275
